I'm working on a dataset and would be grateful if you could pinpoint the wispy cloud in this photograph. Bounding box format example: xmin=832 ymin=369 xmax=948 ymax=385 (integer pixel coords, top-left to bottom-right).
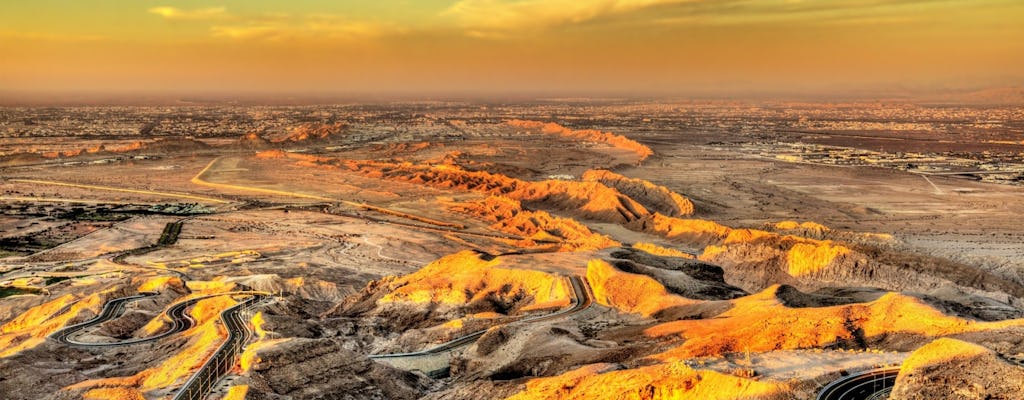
xmin=211 ymin=14 xmax=399 ymax=40
xmin=442 ymin=0 xmax=960 ymax=37
xmin=209 ymin=25 xmax=280 ymax=39
xmin=145 ymin=6 xmax=395 ymax=40
xmin=442 ymin=0 xmax=695 ymax=36
xmin=148 ymin=6 xmax=230 ymax=21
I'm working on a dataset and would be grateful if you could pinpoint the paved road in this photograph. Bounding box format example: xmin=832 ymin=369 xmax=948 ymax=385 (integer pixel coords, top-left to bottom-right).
xmin=51 ymin=292 xmax=160 ymax=345
xmin=370 ymin=275 xmax=593 ymax=359
xmin=817 ymin=367 xmax=900 ymax=400
xmin=172 ymin=294 xmax=268 ymax=400
xmin=9 ymin=178 xmax=229 ymax=204
xmin=49 ymin=290 xmax=270 ymax=400
xmin=52 ymin=291 xmax=268 ymax=347
xmin=56 ymin=296 xmax=200 ymax=346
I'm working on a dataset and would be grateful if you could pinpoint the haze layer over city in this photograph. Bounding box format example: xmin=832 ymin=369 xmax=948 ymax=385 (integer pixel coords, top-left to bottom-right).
xmin=1 ymin=2 xmax=1023 ymax=400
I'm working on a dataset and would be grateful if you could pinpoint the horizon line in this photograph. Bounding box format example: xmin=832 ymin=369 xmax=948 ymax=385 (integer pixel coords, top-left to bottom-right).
xmin=2 ymin=86 xmax=1022 ymax=107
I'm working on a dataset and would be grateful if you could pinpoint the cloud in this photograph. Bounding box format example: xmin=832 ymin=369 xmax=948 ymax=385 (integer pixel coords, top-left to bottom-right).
xmin=143 ymin=5 xmax=394 ymax=40
xmin=305 ymin=14 xmax=399 ymax=37
xmin=148 ymin=6 xmax=229 ymax=21
xmin=211 ymin=15 xmax=398 ymax=40
xmin=442 ymin=0 xmax=693 ymax=35
xmin=441 ymin=0 xmax=959 ymax=36
xmin=209 ymin=25 xmax=280 ymax=39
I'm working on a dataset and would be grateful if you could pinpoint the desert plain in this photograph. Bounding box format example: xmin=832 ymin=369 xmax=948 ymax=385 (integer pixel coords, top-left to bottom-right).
xmin=1 ymin=100 xmax=1023 ymax=400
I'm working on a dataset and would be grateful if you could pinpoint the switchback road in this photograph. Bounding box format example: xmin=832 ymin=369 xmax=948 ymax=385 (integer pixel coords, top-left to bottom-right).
xmin=52 ymin=291 xmax=269 ymax=347
xmin=369 ymin=275 xmax=593 ymax=376
xmin=172 ymin=294 xmax=268 ymax=400
xmin=817 ymin=367 xmax=900 ymax=400
xmin=51 ymin=292 xmax=159 ymax=345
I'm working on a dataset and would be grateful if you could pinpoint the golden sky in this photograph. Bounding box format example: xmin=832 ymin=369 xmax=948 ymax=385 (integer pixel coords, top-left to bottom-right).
xmin=1 ymin=0 xmax=1022 ymax=96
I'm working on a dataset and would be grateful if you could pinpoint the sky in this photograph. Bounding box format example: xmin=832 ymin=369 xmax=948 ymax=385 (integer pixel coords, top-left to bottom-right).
xmin=1 ymin=0 xmax=1023 ymax=98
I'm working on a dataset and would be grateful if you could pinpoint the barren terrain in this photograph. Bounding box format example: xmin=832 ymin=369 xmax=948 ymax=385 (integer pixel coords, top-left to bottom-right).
xmin=1 ymin=101 xmax=1022 ymax=400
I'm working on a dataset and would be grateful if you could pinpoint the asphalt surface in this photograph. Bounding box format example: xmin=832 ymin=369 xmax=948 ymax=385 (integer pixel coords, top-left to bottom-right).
xmin=50 ymin=292 xmax=162 ymax=345
xmin=172 ymin=294 xmax=267 ymax=400
xmin=52 ymin=294 xmax=205 ymax=347
xmin=51 ymin=290 xmax=271 ymax=399
xmin=370 ymin=275 xmax=593 ymax=359
xmin=52 ymin=291 xmax=268 ymax=346
xmin=817 ymin=367 xmax=900 ymax=400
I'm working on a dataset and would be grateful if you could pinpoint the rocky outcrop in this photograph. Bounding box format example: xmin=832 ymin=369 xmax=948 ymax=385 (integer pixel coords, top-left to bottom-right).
xmin=332 ymin=156 xmax=1023 ymax=306
xmin=337 ymin=159 xmax=851 ymax=290
xmin=454 ymin=323 xmax=638 ymax=381
xmin=582 ymin=169 xmax=694 ymax=217
xmin=447 ymin=196 xmax=619 ymax=251
xmin=342 ymin=161 xmax=650 ymax=224
xmin=507 ymin=120 xmax=653 ymax=161
xmin=646 ymin=286 xmax=1024 ymax=361
xmin=335 ymin=158 xmax=959 ymax=299
xmin=236 ymin=132 xmax=270 ymax=149
xmin=889 ymin=338 xmax=1024 ymax=400
xmin=245 ymin=337 xmax=428 ymax=399
xmin=335 ymin=251 xmax=571 ymax=333
xmin=273 ymin=122 xmax=346 ymax=143
xmin=631 ymin=242 xmax=694 ymax=259
xmin=98 ymin=310 xmax=152 ymax=339
xmin=608 ymin=248 xmax=747 ymax=301
xmin=506 ymin=362 xmax=789 ymax=400
xmin=586 ymin=259 xmax=697 ymax=317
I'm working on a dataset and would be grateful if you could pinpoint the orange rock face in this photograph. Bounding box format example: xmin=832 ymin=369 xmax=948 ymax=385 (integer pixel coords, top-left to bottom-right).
xmin=586 ymin=259 xmax=695 ymax=317
xmin=507 ymin=362 xmax=787 ymax=400
xmin=890 ymin=338 xmax=1024 ymax=399
xmin=630 ymin=214 xmax=732 ymax=244
xmin=774 ymin=220 xmax=829 ymax=234
xmin=274 ymin=122 xmax=346 ymax=143
xmin=582 ymin=169 xmax=695 ymax=217
xmin=82 ymin=388 xmax=146 ymax=400
xmin=447 ymin=196 xmax=619 ymax=251
xmin=785 ymin=242 xmax=850 ymax=277
xmin=239 ymin=338 xmax=289 ymax=373
xmin=0 ymin=291 xmax=109 ymax=358
xmin=335 ymin=157 xmax=854 ymax=285
xmin=645 ymin=285 xmax=1024 ymax=361
xmin=507 ymin=119 xmax=653 ymax=160
xmin=380 ymin=250 xmax=571 ymax=311
xmin=136 ymin=276 xmax=184 ymax=293
xmin=342 ymin=161 xmax=650 ymax=224
xmin=110 ymin=141 xmax=146 ymax=152
xmin=628 ymin=213 xmax=853 ymax=283
xmin=631 ymin=242 xmax=695 ymax=259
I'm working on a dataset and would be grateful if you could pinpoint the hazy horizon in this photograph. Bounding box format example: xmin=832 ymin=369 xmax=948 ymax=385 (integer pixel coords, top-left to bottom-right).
xmin=3 ymin=84 xmax=1024 ymax=107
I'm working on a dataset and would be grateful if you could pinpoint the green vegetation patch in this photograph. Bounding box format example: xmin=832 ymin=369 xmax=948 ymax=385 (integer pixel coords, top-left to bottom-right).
xmin=44 ymin=276 xmax=72 ymax=285
xmin=0 ymin=249 xmax=30 ymax=259
xmin=0 ymin=286 xmax=40 ymax=298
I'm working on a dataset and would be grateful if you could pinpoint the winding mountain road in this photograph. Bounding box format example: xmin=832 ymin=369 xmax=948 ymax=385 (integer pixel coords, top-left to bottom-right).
xmin=172 ymin=294 xmax=267 ymax=400
xmin=51 ymin=292 xmax=160 ymax=345
xmin=51 ymin=290 xmax=271 ymax=400
xmin=817 ymin=367 xmax=900 ymax=400
xmin=51 ymin=291 xmax=268 ymax=347
xmin=369 ymin=275 xmax=593 ymax=376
